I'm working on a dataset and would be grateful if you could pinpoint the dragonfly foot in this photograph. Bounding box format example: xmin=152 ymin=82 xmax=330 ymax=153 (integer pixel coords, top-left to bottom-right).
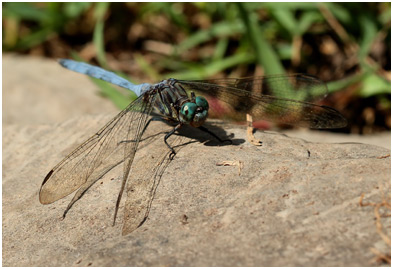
xmin=169 ymin=150 xmax=176 ymax=160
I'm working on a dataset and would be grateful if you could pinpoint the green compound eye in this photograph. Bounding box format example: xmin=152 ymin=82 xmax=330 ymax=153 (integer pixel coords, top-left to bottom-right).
xmin=192 ymin=97 xmax=208 ymax=127
xmin=180 ymin=102 xmax=197 ymax=123
xmin=179 ymin=96 xmax=209 ymax=127
xmin=195 ymin=96 xmax=208 ymax=110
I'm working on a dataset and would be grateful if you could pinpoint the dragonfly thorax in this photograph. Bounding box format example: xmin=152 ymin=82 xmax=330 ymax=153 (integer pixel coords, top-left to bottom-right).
xmin=179 ymin=96 xmax=209 ymax=127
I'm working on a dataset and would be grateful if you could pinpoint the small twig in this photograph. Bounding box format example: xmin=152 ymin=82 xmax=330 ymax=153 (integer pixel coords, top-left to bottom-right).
xmin=216 ymin=160 xmax=244 ymax=176
xmin=246 ymin=114 xmax=262 ymax=146
xmin=376 ymin=154 xmax=390 ymax=159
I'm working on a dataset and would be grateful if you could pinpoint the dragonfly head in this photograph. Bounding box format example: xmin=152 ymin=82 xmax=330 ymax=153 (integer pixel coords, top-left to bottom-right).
xmin=179 ymin=96 xmax=209 ymax=127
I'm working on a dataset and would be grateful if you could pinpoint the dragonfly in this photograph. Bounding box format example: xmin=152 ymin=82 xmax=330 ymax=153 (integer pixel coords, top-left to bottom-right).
xmin=39 ymin=59 xmax=347 ymax=234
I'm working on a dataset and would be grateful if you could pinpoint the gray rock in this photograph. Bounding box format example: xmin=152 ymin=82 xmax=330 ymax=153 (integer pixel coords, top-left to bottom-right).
xmin=3 ymin=55 xmax=391 ymax=266
xmin=3 ymin=54 xmax=117 ymax=125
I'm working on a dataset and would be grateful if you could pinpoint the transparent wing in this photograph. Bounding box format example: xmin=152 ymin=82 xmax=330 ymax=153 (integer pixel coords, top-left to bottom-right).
xmin=187 ymin=74 xmax=328 ymax=102
xmin=177 ymin=76 xmax=347 ymax=129
xmin=58 ymin=59 xmax=151 ymax=96
xmin=121 ymin=119 xmax=187 ymax=235
xmin=39 ymin=92 xmax=157 ymax=220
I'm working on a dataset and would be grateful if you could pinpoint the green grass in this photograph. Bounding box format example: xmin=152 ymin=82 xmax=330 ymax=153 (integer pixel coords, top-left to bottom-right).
xmin=3 ymin=2 xmax=391 ymax=130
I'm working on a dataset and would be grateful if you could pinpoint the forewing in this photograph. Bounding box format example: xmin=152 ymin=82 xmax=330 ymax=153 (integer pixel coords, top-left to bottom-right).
xmin=39 ymin=93 xmax=156 ymax=205
xmin=182 ymin=74 xmax=329 ymax=102
xmin=177 ymin=78 xmax=347 ymax=129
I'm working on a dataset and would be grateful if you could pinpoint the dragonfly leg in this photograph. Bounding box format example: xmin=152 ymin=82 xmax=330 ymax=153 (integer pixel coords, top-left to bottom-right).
xmin=165 ymin=124 xmax=182 ymax=159
xmin=198 ymin=126 xmax=232 ymax=145
xmin=190 ymin=91 xmax=196 ymax=102
xmin=140 ymin=117 xmax=156 ymax=137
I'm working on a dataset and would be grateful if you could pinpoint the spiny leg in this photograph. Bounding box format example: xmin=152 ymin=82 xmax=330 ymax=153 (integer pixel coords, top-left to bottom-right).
xmin=165 ymin=124 xmax=183 ymax=159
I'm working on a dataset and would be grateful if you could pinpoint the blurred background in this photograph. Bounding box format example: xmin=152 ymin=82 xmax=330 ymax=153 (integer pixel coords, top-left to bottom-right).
xmin=3 ymin=2 xmax=391 ymax=134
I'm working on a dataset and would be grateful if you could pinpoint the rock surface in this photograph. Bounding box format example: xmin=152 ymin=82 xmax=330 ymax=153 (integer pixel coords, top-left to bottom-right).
xmin=3 ymin=55 xmax=391 ymax=266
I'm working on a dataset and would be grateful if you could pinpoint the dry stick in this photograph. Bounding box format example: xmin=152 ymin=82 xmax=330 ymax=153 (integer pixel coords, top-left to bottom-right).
xmin=246 ymin=114 xmax=263 ymax=146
